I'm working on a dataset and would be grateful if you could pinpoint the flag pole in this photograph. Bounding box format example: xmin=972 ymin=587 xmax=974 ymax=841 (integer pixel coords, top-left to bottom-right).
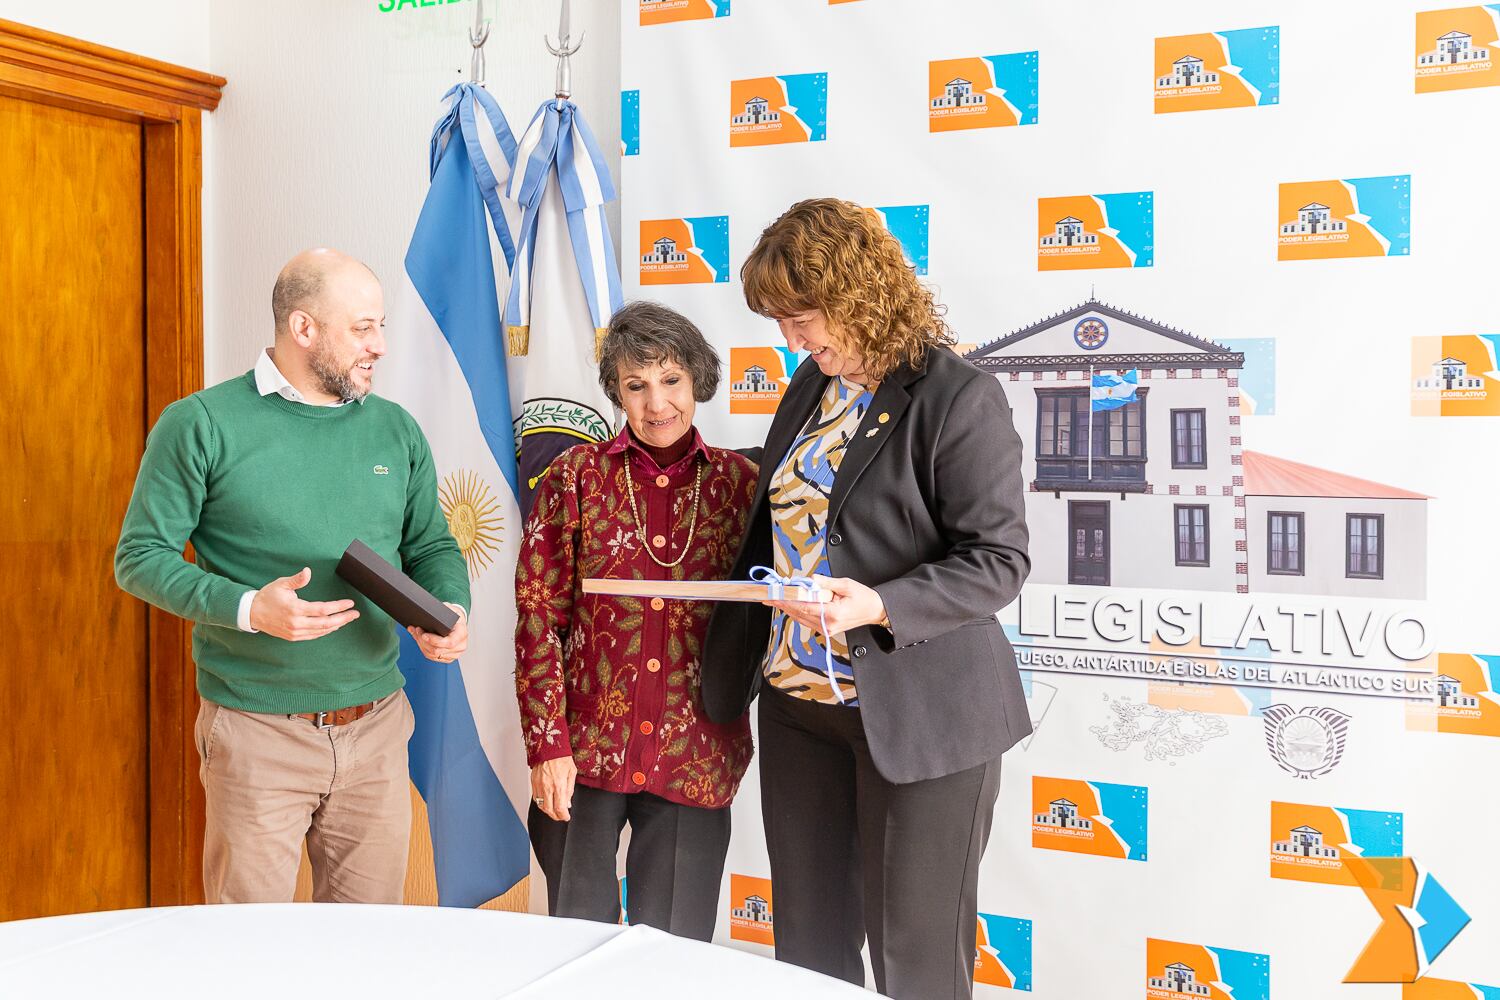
xmin=545 ymin=0 xmax=583 ymax=102
xmin=1087 ymin=365 xmax=1094 ymax=482
xmin=468 ymin=0 xmax=489 ymax=85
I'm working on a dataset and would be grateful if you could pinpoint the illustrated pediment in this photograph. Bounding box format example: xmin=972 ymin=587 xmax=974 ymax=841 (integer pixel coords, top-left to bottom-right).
xmin=964 ymin=298 xmax=1239 ymax=365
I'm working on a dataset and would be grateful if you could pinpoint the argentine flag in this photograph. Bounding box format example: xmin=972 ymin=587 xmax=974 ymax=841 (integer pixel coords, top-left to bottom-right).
xmin=1091 ymin=369 xmax=1139 ymax=411
xmin=380 ymin=83 xmax=531 ymax=907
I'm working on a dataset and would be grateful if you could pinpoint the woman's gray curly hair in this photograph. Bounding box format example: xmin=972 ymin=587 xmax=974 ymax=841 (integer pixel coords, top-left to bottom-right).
xmin=597 ymin=301 xmax=722 ymax=407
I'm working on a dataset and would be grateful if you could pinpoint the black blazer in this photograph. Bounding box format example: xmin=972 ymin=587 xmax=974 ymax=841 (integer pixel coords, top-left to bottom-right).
xmin=703 ymin=347 xmax=1032 ymax=783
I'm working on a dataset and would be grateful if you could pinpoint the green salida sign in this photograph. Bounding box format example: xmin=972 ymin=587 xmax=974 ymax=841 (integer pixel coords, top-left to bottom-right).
xmin=378 ymin=0 xmax=468 ymax=11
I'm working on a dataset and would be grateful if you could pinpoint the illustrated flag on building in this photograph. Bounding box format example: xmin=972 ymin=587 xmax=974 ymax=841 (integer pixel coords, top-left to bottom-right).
xmin=381 ymin=82 xmax=531 ymax=907
xmin=1091 ymin=368 xmax=1139 ymax=410
xmin=503 ymin=97 xmax=623 ymax=512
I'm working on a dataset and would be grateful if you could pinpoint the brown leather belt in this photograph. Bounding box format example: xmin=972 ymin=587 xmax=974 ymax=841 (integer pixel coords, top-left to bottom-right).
xmin=291 ymin=701 xmax=377 ymax=729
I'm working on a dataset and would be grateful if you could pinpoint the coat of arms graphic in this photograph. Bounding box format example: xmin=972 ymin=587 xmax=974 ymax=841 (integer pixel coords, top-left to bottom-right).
xmin=1263 ymin=704 xmax=1349 ymax=779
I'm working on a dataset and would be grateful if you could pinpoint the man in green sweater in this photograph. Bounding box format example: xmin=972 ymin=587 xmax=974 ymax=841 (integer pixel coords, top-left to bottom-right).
xmin=115 ymin=248 xmax=471 ymax=904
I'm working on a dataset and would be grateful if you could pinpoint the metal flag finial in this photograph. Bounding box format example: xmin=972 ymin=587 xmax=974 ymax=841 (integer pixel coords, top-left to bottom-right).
xmin=545 ymin=0 xmax=584 ymax=101
xmin=469 ymin=0 xmax=491 ymax=84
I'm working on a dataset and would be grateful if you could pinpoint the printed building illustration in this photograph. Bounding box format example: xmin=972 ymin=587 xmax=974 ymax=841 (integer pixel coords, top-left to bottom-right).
xmin=1272 ymin=825 xmax=1340 ymax=859
xmin=1415 ymin=357 xmax=1485 ymax=391
xmin=1157 ymin=55 xmax=1220 ymax=88
xmin=1418 ymin=30 xmax=1491 ymax=67
xmin=932 ymin=77 xmax=986 ymax=109
xmin=1242 ymin=451 xmax=1427 ymax=599
xmin=965 ymin=298 xmax=1429 ymax=599
xmin=1034 ymin=798 xmax=1093 ymax=830
xmin=1281 ymin=203 xmax=1348 ymax=237
xmin=642 ymin=236 xmax=687 ymax=264
xmin=1435 ymin=675 xmax=1481 ymax=708
xmin=730 ymin=364 xmax=776 ymax=394
xmin=732 ymin=97 xmax=780 ymax=125
xmin=731 ymin=894 xmax=773 ymax=925
xmin=1040 ymin=217 xmax=1098 ymax=248
xmin=1149 ymin=962 xmax=1213 ymax=996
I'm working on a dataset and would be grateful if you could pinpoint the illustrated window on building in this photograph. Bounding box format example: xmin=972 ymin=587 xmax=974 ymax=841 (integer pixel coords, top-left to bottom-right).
xmin=1075 ymin=526 xmax=1105 ymax=561
xmin=1268 ymin=511 xmax=1304 ymax=575
xmin=1036 ymin=391 xmax=1145 ymax=458
xmin=1103 ymin=404 xmax=1143 ymax=458
xmin=1037 ymin=393 xmax=1084 ymax=457
xmin=1171 ymin=408 xmax=1206 ymax=468
xmin=1174 ymin=504 xmax=1209 ymax=567
xmin=1035 ymin=388 xmax=1147 ymax=489
xmin=1346 ymin=513 xmax=1384 ymax=580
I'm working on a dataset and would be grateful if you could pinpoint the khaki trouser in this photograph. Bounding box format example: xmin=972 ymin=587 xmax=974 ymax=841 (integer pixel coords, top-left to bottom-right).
xmin=194 ymin=690 xmax=414 ymax=904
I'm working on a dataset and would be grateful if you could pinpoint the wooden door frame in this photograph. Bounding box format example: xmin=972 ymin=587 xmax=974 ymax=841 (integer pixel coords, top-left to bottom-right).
xmin=0 ymin=19 xmax=223 ymax=906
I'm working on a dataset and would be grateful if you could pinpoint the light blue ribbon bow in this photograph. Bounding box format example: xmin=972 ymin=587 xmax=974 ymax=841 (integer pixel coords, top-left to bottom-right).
xmin=750 ymin=566 xmax=846 ymax=705
xmin=431 ymin=83 xmax=519 ymax=269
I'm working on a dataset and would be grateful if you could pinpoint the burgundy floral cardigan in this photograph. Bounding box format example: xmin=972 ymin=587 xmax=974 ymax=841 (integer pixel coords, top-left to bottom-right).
xmin=514 ymin=427 xmax=757 ymax=809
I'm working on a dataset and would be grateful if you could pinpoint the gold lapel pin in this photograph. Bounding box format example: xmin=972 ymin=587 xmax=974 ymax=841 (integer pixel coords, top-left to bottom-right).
xmin=877 ymin=412 xmax=890 ymax=424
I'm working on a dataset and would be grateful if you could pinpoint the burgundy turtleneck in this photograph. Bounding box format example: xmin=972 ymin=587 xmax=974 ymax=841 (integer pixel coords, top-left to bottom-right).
xmin=630 ymin=426 xmax=695 ymax=470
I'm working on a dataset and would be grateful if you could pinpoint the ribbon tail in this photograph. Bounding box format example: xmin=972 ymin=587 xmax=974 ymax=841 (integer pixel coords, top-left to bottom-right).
xmin=817 ymin=603 xmax=846 ymax=705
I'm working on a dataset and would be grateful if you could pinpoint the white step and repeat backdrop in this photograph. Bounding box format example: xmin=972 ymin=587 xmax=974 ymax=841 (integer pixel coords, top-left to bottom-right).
xmin=620 ymin=1 xmax=1500 ymax=997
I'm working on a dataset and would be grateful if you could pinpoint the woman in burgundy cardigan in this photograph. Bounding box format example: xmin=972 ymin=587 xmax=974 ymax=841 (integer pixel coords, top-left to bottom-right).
xmin=514 ymin=301 xmax=757 ymax=940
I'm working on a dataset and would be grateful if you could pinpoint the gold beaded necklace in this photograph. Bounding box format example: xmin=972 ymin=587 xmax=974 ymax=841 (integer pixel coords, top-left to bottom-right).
xmin=623 ymin=454 xmax=703 ymax=569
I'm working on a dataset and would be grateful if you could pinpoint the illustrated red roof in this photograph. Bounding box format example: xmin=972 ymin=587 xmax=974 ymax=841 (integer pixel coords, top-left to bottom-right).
xmin=1242 ymin=451 xmax=1429 ymax=500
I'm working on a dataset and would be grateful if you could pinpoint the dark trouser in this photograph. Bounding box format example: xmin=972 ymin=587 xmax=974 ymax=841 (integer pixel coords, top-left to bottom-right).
xmin=527 ymin=784 xmax=731 ymax=941
xmin=758 ymin=683 xmax=1003 ymax=1000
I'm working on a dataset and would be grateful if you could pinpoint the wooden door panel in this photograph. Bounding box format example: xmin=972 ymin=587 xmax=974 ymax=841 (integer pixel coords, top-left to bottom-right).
xmin=0 ymin=94 xmax=149 ymax=920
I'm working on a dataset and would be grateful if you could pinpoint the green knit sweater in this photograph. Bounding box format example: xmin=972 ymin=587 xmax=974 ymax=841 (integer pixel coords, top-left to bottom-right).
xmin=115 ymin=371 xmax=470 ymax=714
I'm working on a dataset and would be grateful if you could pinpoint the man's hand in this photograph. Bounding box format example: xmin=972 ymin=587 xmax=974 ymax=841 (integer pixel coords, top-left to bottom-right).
xmin=530 ymin=755 xmax=578 ymax=822
xmin=409 ymin=603 xmax=468 ymax=663
xmin=249 ymin=567 xmax=360 ymax=641
xmin=766 ymin=575 xmax=886 ymax=637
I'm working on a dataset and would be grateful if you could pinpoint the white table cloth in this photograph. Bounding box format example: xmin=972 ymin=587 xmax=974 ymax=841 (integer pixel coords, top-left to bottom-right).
xmin=0 ymin=904 xmax=870 ymax=998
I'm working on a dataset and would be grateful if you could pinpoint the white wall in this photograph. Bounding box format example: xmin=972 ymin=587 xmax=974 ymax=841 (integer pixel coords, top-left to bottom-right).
xmin=0 ymin=0 xmax=210 ymax=69
xmin=204 ymin=0 xmax=622 ymax=385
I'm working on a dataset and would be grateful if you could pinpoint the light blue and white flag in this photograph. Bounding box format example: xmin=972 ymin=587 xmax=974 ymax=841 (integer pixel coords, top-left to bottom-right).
xmin=1091 ymin=368 xmax=1140 ymax=411
xmin=381 ymin=82 xmax=531 ymax=908
xmin=503 ymin=98 xmax=623 ymax=512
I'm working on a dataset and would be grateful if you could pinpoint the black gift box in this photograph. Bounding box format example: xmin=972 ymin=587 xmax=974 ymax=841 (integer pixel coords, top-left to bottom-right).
xmin=335 ymin=539 xmax=459 ymax=637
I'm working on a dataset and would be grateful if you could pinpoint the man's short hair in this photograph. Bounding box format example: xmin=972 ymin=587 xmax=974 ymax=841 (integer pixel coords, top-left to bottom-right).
xmin=271 ymin=263 xmax=325 ymax=334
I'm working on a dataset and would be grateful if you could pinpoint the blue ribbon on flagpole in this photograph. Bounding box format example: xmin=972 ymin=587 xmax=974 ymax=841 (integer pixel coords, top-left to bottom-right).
xmin=750 ymin=566 xmax=845 ymax=705
xmin=431 ymin=83 xmax=518 ymax=270
xmin=502 ymin=98 xmax=623 ymax=335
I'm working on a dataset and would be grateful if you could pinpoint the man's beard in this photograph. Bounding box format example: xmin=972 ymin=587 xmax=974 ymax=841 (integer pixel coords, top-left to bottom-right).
xmin=309 ymin=340 xmax=369 ymax=402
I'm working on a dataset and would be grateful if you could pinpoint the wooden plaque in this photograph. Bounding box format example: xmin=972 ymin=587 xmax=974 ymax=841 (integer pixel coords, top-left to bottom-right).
xmin=582 ymin=578 xmax=829 ymax=603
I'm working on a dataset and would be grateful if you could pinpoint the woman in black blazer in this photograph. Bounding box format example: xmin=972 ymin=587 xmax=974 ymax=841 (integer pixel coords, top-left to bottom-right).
xmin=703 ymin=198 xmax=1031 ymax=1000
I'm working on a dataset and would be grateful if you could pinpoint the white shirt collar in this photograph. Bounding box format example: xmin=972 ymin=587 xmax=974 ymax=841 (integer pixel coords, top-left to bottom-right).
xmin=254 ymin=349 xmax=358 ymax=406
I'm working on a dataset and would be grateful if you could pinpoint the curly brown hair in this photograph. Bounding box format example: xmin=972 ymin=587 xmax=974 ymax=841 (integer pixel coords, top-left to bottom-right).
xmin=740 ymin=198 xmax=953 ymax=381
